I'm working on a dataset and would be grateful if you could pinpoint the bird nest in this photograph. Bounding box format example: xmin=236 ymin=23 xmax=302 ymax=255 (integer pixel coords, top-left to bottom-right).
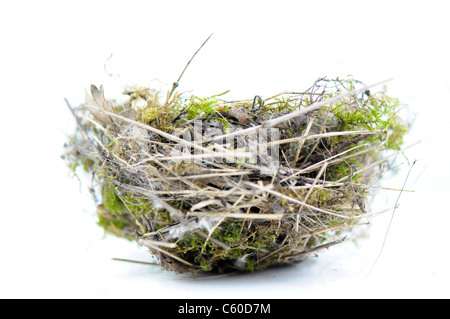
xmin=63 ymin=76 xmax=409 ymax=273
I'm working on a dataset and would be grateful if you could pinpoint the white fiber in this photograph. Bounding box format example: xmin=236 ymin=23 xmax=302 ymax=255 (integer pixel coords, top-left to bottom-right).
xmin=165 ymin=216 xmax=223 ymax=240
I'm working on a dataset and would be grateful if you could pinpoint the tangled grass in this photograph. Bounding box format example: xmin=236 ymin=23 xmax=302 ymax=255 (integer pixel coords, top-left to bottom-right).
xmin=63 ymin=76 xmax=410 ymax=273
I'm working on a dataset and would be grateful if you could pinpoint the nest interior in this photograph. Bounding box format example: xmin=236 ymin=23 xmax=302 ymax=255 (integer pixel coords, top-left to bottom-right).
xmin=63 ymin=77 xmax=408 ymax=273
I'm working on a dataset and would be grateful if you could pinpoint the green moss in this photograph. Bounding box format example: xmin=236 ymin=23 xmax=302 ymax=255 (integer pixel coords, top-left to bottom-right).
xmin=331 ymin=89 xmax=406 ymax=152
xmin=212 ymin=220 xmax=242 ymax=246
xmin=93 ymin=184 xmax=136 ymax=238
xmin=325 ymin=159 xmax=362 ymax=182
xmin=245 ymin=258 xmax=255 ymax=272
xmin=186 ymin=96 xmax=217 ymax=119
xmin=96 ymin=208 xmax=134 ymax=240
xmin=171 ymin=219 xmax=284 ymax=272
xmin=263 ymin=96 xmax=298 ymax=115
xmin=180 ymin=90 xmax=230 ymax=120
xmin=101 ymin=185 xmax=126 ymax=215
xmin=215 ymin=117 xmax=231 ymax=131
xmin=385 ymin=118 xmax=408 ymax=151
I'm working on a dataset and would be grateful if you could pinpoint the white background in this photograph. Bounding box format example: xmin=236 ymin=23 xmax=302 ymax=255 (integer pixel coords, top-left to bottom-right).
xmin=1 ymin=0 xmax=449 ymax=298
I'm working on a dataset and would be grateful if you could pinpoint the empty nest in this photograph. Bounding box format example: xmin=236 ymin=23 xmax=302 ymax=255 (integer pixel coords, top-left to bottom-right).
xmin=63 ymin=76 xmax=409 ymax=273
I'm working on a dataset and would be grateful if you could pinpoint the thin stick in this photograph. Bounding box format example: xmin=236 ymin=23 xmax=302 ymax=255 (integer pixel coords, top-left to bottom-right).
xmin=139 ymin=240 xmax=195 ymax=268
xmin=139 ymin=239 xmax=178 ymax=249
xmin=141 ymin=150 xmax=252 ymax=163
xmin=111 ymin=258 xmax=160 ymax=266
xmin=198 ymin=219 xmax=230 ymax=251
xmin=166 ymin=33 xmax=214 ymax=102
xmin=113 ymin=181 xmax=185 ymax=220
xmin=280 ymin=143 xmax=371 ymax=183
xmin=245 ymin=181 xmax=351 ymax=219
xmin=335 ymin=141 xmax=421 ymax=183
xmin=263 ymin=130 xmax=381 ymax=148
xmin=263 ymin=91 xmax=324 ymax=101
xmin=367 ymin=159 xmax=417 ymax=275
xmin=293 ymin=117 xmax=314 ymax=166
xmin=64 ymin=98 xmax=90 ymax=141
xmin=187 ymin=211 xmax=283 ymax=220
xmin=296 ymin=162 xmax=328 ymax=232
xmin=291 ymin=182 xmax=415 ymax=193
